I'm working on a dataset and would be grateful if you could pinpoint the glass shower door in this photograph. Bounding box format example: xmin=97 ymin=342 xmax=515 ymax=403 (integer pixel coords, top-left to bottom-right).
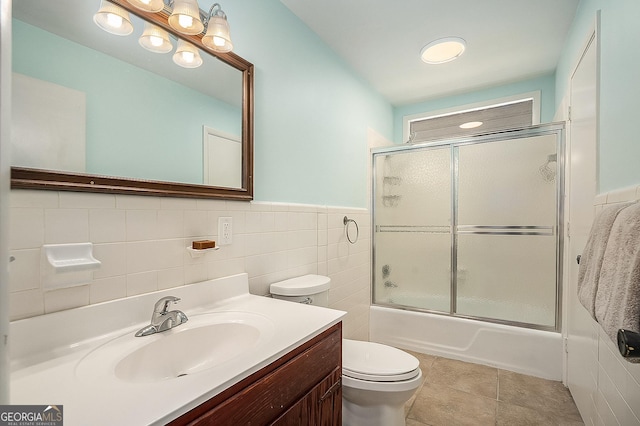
xmin=455 ymin=135 xmax=558 ymax=326
xmin=373 ymin=147 xmax=451 ymax=312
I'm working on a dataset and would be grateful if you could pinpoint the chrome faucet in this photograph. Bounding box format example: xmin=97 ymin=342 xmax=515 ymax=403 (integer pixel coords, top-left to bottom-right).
xmin=135 ymin=296 xmax=188 ymax=337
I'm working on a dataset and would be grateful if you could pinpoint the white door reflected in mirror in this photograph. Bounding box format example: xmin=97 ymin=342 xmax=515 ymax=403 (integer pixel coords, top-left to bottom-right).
xmin=203 ymin=126 xmax=242 ymax=189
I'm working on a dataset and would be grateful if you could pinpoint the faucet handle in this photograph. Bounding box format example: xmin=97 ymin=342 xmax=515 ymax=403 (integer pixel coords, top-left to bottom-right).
xmin=154 ymin=296 xmax=181 ymax=314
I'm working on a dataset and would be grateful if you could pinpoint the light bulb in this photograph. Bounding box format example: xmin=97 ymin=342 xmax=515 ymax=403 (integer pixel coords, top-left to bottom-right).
xmin=178 ymin=14 xmax=193 ymax=29
xmin=213 ymin=36 xmax=225 ymax=47
xmin=106 ymin=13 xmax=123 ymax=28
xmin=181 ymin=51 xmax=195 ymax=63
xmin=149 ymin=35 xmax=163 ymax=47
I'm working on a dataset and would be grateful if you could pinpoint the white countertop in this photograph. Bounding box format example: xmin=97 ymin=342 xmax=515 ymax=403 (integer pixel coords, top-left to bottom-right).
xmin=10 ymin=273 xmax=345 ymax=425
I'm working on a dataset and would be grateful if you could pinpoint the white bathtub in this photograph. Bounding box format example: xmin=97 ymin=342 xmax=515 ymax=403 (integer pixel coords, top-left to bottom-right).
xmin=370 ymin=305 xmax=563 ymax=380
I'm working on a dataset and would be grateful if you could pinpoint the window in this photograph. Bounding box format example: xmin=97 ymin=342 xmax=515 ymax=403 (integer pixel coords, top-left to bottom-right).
xmin=404 ymin=93 xmax=540 ymax=144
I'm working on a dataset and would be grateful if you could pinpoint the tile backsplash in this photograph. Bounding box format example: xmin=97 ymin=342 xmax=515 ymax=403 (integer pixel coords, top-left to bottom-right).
xmin=9 ymin=190 xmax=371 ymax=340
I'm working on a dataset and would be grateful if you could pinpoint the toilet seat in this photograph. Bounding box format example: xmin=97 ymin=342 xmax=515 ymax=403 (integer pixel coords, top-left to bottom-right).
xmin=342 ymin=339 xmax=420 ymax=382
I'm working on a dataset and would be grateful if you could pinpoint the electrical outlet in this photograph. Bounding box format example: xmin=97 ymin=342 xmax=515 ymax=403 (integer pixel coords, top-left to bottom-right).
xmin=218 ymin=217 xmax=232 ymax=245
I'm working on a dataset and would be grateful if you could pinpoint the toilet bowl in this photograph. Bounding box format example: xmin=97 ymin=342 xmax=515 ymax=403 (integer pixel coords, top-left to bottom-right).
xmin=270 ymin=275 xmax=423 ymax=426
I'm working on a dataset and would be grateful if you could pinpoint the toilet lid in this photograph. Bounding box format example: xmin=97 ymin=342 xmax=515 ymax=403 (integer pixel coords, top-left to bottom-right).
xmin=269 ymin=275 xmax=331 ymax=296
xmin=342 ymin=339 xmax=420 ymax=382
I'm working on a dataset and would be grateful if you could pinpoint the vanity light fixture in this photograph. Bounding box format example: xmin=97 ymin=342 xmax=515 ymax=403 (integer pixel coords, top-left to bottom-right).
xmin=93 ymin=0 xmax=134 ymax=36
xmin=168 ymin=0 xmax=205 ymax=35
xmin=94 ymin=0 xmax=234 ymax=62
xmin=421 ymin=37 xmax=466 ymax=64
xmin=459 ymin=121 xmax=483 ymax=129
xmin=139 ymin=22 xmax=173 ymax=53
xmin=173 ymin=39 xmax=203 ymax=68
xmin=126 ymin=0 xmax=164 ymax=13
xmin=202 ymin=3 xmax=233 ymax=53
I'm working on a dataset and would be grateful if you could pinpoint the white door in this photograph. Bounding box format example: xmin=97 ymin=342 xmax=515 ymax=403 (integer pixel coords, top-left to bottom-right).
xmin=0 ymin=0 xmax=12 ymax=403
xmin=565 ymin=30 xmax=599 ymax=424
xmin=203 ymin=126 xmax=242 ymax=188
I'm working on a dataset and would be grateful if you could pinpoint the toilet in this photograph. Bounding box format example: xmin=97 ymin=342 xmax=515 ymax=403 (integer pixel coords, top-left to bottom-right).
xmin=270 ymin=275 xmax=422 ymax=426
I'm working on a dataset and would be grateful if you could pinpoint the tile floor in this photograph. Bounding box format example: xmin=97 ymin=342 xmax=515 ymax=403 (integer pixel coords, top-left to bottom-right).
xmin=404 ymin=351 xmax=584 ymax=426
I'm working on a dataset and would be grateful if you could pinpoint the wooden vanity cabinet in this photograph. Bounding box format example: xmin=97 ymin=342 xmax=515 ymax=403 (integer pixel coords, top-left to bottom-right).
xmin=169 ymin=322 xmax=342 ymax=426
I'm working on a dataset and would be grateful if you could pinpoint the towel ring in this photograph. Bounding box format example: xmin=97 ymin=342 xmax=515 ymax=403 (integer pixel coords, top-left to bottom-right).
xmin=343 ymin=216 xmax=359 ymax=244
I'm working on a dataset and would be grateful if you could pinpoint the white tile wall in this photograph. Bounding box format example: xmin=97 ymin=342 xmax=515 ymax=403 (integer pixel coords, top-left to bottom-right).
xmin=573 ymin=185 xmax=640 ymax=425
xmin=8 ymin=190 xmax=370 ymax=340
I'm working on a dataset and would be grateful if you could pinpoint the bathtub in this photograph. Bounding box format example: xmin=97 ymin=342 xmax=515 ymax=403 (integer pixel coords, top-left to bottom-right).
xmin=370 ymin=305 xmax=563 ymax=380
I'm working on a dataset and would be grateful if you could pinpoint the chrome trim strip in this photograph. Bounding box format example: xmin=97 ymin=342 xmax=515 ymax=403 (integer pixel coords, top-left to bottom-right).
xmin=456 ymin=231 xmax=553 ymax=236
xmin=456 ymin=225 xmax=554 ymax=230
xmin=376 ymin=225 xmax=450 ymax=233
xmin=451 ymin=145 xmax=458 ymax=316
xmin=456 ymin=225 xmax=554 ymax=236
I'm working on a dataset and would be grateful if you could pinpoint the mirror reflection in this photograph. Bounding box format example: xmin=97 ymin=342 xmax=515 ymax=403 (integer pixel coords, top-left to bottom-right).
xmin=12 ymin=0 xmax=248 ymax=191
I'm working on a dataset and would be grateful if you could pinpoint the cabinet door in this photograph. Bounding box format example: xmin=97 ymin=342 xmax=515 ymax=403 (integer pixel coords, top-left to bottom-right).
xmin=272 ymin=367 xmax=342 ymax=426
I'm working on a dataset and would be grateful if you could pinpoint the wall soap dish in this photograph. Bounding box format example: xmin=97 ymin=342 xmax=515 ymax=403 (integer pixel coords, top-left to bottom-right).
xmin=44 ymin=243 xmax=101 ymax=272
xmin=42 ymin=243 xmax=101 ymax=290
xmin=186 ymin=246 xmax=220 ymax=258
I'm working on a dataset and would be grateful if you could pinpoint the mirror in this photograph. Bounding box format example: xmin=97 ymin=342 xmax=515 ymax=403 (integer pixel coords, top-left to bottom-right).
xmin=10 ymin=0 xmax=253 ymax=200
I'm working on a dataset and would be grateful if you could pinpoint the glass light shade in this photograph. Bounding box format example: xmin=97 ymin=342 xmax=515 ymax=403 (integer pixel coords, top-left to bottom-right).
xmin=168 ymin=0 xmax=204 ymax=35
xmin=139 ymin=23 xmax=173 ymax=53
xmin=202 ymin=15 xmax=233 ymax=53
xmin=126 ymin=0 xmax=164 ymax=12
xmin=93 ymin=0 xmax=134 ymax=36
xmin=173 ymin=40 xmax=203 ymax=68
xmin=421 ymin=37 xmax=466 ymax=64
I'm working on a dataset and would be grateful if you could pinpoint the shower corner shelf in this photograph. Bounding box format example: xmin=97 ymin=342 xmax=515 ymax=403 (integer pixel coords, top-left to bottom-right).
xmin=382 ymin=195 xmax=401 ymax=207
xmin=383 ymin=176 xmax=402 ymax=186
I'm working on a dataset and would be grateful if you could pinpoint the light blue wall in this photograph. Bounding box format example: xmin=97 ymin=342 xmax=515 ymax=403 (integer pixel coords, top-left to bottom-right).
xmin=13 ymin=20 xmax=241 ymax=184
xmin=219 ymin=0 xmax=393 ymax=207
xmin=556 ymin=0 xmax=640 ymax=193
xmin=393 ymin=73 xmax=556 ymax=144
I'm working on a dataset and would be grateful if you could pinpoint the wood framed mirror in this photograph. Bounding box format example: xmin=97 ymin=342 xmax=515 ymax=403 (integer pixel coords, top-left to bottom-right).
xmin=11 ymin=0 xmax=253 ymax=200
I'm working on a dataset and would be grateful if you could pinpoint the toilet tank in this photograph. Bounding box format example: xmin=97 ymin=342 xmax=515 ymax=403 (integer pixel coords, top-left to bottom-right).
xmin=270 ymin=275 xmax=331 ymax=307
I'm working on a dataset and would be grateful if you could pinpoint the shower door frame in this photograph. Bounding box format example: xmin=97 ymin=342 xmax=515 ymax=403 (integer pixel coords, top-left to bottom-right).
xmin=371 ymin=123 xmax=565 ymax=332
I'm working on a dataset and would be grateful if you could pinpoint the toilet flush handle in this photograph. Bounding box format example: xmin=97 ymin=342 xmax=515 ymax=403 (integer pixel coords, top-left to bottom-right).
xmin=300 ymin=297 xmax=313 ymax=305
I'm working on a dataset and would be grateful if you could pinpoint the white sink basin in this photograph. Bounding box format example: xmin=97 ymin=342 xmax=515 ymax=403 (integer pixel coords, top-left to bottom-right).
xmin=75 ymin=311 xmax=275 ymax=384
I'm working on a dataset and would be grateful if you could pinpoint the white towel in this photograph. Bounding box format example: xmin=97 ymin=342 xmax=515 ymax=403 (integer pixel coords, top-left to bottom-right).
xmin=577 ymin=203 xmax=631 ymax=318
xmin=595 ymin=202 xmax=640 ymax=362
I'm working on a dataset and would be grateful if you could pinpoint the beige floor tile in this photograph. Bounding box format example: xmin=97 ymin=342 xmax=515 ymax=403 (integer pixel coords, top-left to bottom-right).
xmin=424 ymin=357 xmax=498 ymax=399
xmin=497 ymin=401 xmax=585 ymax=426
xmin=498 ymin=370 xmax=582 ymax=422
xmin=408 ymin=383 xmax=497 ymax=426
xmin=406 ymin=419 xmax=430 ymax=426
xmin=403 ymin=350 xmax=434 ymax=416
xmin=405 ymin=350 xmax=437 ymax=374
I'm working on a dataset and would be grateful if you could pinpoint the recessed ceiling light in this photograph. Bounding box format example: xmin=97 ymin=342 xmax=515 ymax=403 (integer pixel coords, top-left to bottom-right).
xmin=421 ymin=37 xmax=466 ymax=64
xmin=459 ymin=121 xmax=483 ymax=129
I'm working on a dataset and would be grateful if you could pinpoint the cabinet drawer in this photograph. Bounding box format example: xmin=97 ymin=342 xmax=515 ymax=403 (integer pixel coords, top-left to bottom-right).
xmin=171 ymin=323 xmax=342 ymax=426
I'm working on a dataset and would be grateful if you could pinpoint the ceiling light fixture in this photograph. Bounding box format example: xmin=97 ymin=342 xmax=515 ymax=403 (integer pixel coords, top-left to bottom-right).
xmin=459 ymin=121 xmax=483 ymax=129
xmin=126 ymin=0 xmax=164 ymax=13
xmin=139 ymin=22 xmax=173 ymax=53
xmin=202 ymin=3 xmax=233 ymax=53
xmin=168 ymin=0 xmax=205 ymax=35
xmin=173 ymin=39 xmax=203 ymax=68
xmin=421 ymin=37 xmax=466 ymax=64
xmin=93 ymin=0 xmax=134 ymax=36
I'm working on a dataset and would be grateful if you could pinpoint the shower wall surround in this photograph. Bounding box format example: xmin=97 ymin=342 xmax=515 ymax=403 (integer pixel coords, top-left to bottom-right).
xmin=8 ymin=190 xmax=370 ymax=340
